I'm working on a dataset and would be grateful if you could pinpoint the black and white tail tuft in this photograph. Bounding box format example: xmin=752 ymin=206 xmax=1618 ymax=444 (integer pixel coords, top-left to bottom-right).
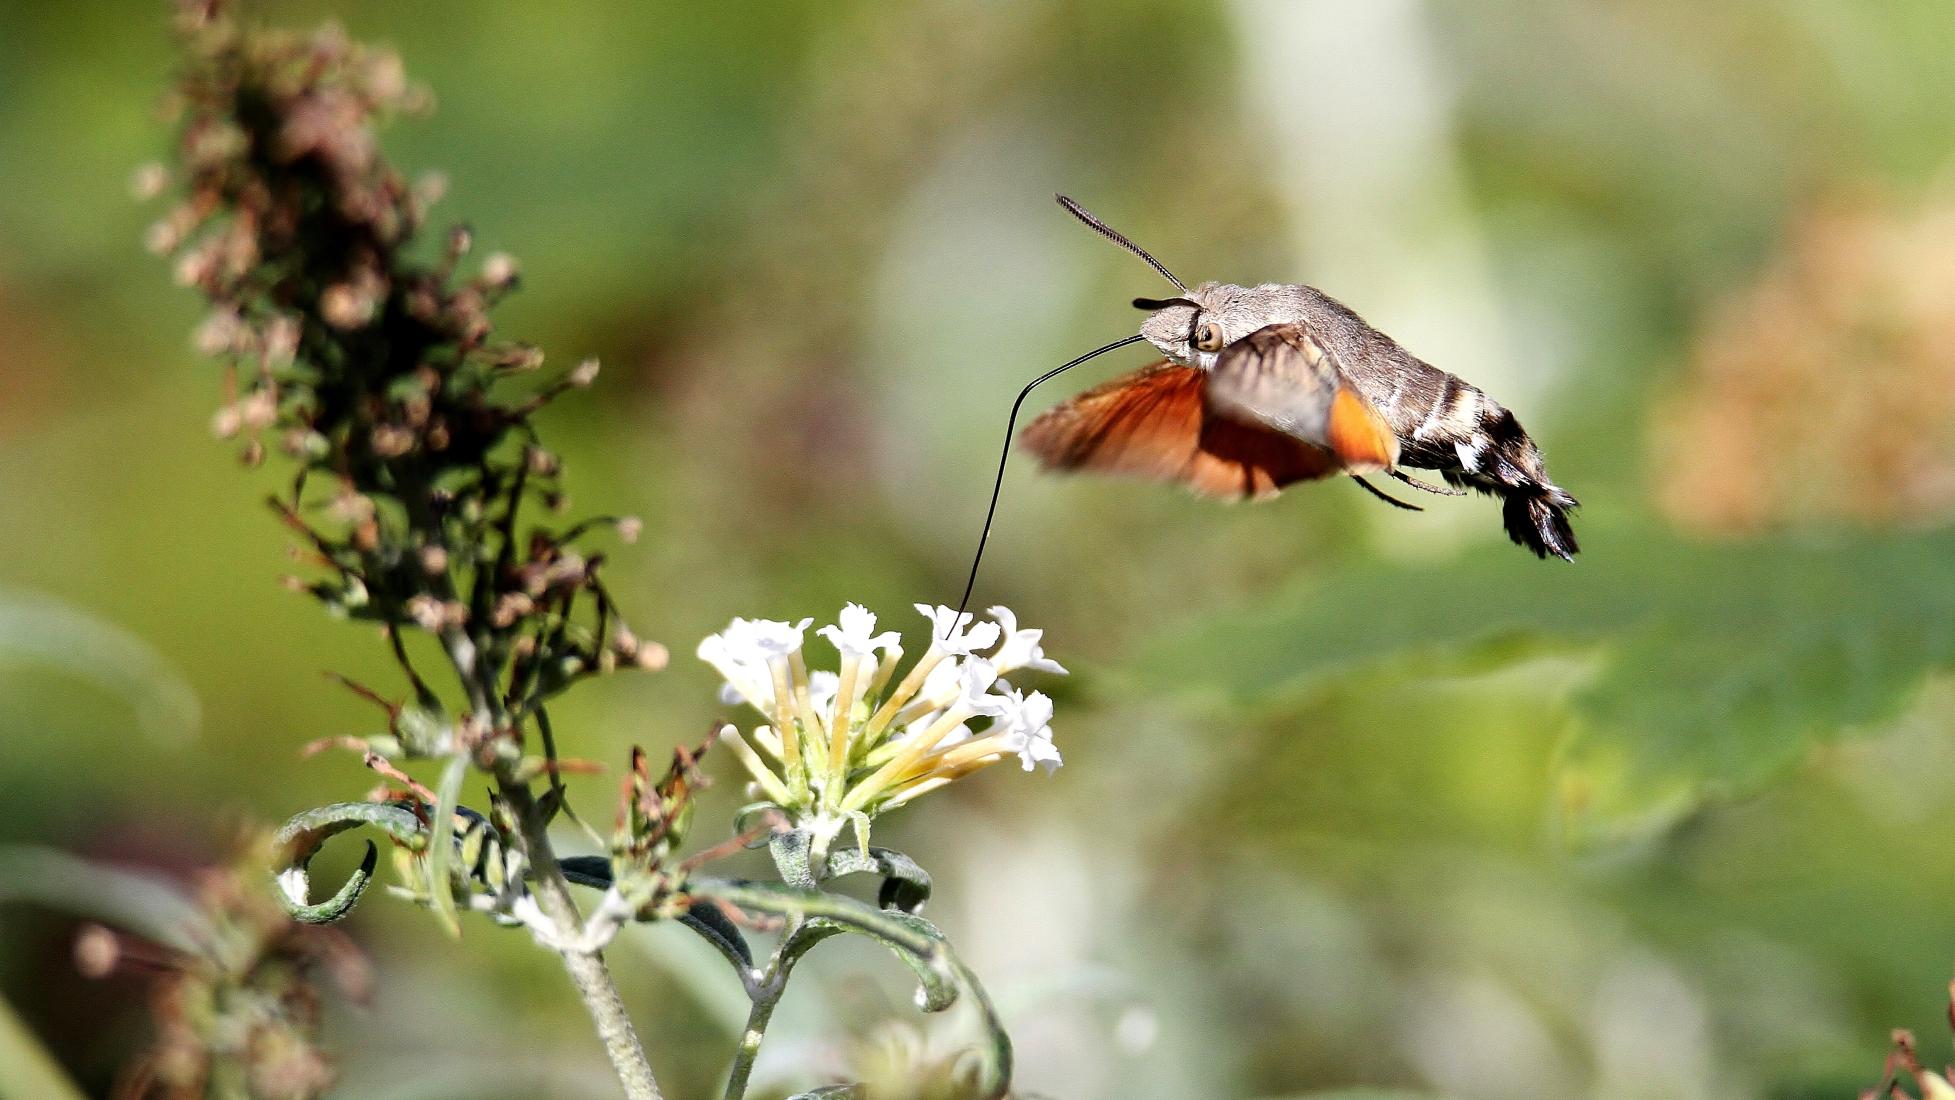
xmin=1500 ymin=484 xmax=1580 ymax=561
xmin=1438 ymin=405 xmax=1580 ymax=561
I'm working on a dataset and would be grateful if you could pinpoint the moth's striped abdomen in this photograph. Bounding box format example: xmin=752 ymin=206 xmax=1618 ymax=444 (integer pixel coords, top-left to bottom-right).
xmin=1384 ymin=371 xmax=1579 ymax=560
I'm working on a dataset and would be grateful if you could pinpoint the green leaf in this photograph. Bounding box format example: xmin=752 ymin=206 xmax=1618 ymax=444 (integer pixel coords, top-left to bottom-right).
xmin=788 ymin=911 xmax=959 ymax=1013
xmin=677 ymin=898 xmax=756 ymax=972
xmin=273 ymin=801 xmax=427 ymax=923
xmin=0 ymin=595 xmax=201 ymax=747
xmin=826 ymin=845 xmax=932 ymax=913
xmin=424 ymin=752 xmax=469 ymax=938
xmin=0 ymin=995 xmax=87 ymax=1100
xmin=690 ymin=880 xmax=943 ymax=961
xmin=0 ymin=845 xmax=211 ymax=952
xmin=1139 ymin=526 xmax=1955 ymax=841
xmin=554 ymin=855 xmax=758 ymax=975
xmin=769 ymin=828 xmax=817 ymax=889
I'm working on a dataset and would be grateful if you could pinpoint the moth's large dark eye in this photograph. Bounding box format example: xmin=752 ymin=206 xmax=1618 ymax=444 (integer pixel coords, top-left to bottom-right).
xmin=1194 ymin=321 xmax=1226 ymax=352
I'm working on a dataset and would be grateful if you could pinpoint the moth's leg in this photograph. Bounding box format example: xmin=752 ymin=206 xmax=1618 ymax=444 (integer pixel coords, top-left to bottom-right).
xmin=1350 ymin=475 xmax=1422 ymax=511
xmin=1389 ymin=469 xmax=1466 ymax=496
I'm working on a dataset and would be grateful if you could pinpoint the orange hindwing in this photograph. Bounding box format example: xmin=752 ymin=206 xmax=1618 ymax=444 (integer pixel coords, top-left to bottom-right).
xmin=1019 ymin=362 xmax=1341 ymax=500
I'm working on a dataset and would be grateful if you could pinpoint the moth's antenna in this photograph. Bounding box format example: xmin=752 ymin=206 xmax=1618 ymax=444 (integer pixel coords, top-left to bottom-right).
xmin=952 ymin=333 xmax=1148 ymax=622
xmin=1056 ymin=194 xmax=1188 ymax=294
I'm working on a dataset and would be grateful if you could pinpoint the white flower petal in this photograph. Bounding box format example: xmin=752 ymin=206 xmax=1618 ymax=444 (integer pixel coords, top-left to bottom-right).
xmin=818 ymin=602 xmax=900 ymax=657
xmin=956 ymin=658 xmax=1005 ymax=716
xmin=915 ymin=603 xmax=1002 ymax=657
xmin=990 ymin=687 xmax=1060 ymax=773
xmin=741 ymin=617 xmax=812 ymax=658
xmin=698 ymin=628 xmax=774 ymax=712
xmin=988 ymin=604 xmax=1067 ymax=676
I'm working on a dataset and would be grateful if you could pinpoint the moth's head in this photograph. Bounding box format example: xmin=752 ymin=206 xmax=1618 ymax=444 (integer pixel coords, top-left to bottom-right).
xmin=1134 ymin=283 xmax=1247 ymax=369
xmin=1059 ymin=194 xmax=1223 ymax=366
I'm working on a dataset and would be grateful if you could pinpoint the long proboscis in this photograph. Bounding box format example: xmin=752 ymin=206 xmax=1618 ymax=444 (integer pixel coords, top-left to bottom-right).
xmin=951 ymin=333 xmax=1148 ymax=622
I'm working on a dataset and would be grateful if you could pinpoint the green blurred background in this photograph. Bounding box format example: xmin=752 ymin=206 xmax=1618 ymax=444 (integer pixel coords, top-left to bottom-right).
xmin=6 ymin=0 xmax=1955 ymax=1096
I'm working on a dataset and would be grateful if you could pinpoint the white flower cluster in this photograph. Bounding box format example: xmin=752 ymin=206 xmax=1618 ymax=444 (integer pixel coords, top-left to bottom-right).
xmin=698 ymin=603 xmax=1065 ymax=825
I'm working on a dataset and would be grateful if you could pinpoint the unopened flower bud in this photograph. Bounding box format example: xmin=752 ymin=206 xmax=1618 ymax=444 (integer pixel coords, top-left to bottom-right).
xmin=194 ymin=309 xmax=242 ymax=356
xmin=282 ymin=428 xmax=329 ymax=459
xmin=240 ymin=388 xmax=278 ymax=430
xmin=407 ymin=595 xmax=459 ymax=632
xmin=263 ymin=315 xmax=301 ymax=366
xmin=173 ymin=244 xmax=218 ymax=288
xmin=143 ymin=219 xmax=181 ymax=255
xmin=569 ymin=358 xmax=600 ymax=387
xmin=320 ymin=282 xmax=376 ymax=328
xmin=498 ymin=344 xmax=544 ymax=371
xmin=370 ymin=424 xmax=413 ymax=457
xmin=617 ymin=516 xmax=643 ymax=544
xmin=73 ymin=924 xmax=120 ymax=979
xmin=212 ymin=403 xmax=244 ymax=439
xmin=481 ymin=251 xmax=517 ymax=288
xmin=492 ymin=591 xmax=534 ymax=627
xmin=129 ymin=163 xmax=169 ymax=201
xmin=366 ymin=53 xmax=407 ymax=102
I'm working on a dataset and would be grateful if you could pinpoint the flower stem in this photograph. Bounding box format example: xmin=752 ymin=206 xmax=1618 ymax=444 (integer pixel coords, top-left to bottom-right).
xmin=723 ymin=931 xmax=800 ymax=1100
xmin=442 ymin=623 xmax=663 ymax=1100
xmin=502 ymin=774 xmax=663 ymax=1100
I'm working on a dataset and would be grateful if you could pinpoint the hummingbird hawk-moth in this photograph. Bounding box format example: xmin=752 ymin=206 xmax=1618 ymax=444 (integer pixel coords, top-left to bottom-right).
xmin=948 ymin=195 xmax=1579 ymax=620
xmin=1020 ymin=195 xmax=1580 ymax=561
